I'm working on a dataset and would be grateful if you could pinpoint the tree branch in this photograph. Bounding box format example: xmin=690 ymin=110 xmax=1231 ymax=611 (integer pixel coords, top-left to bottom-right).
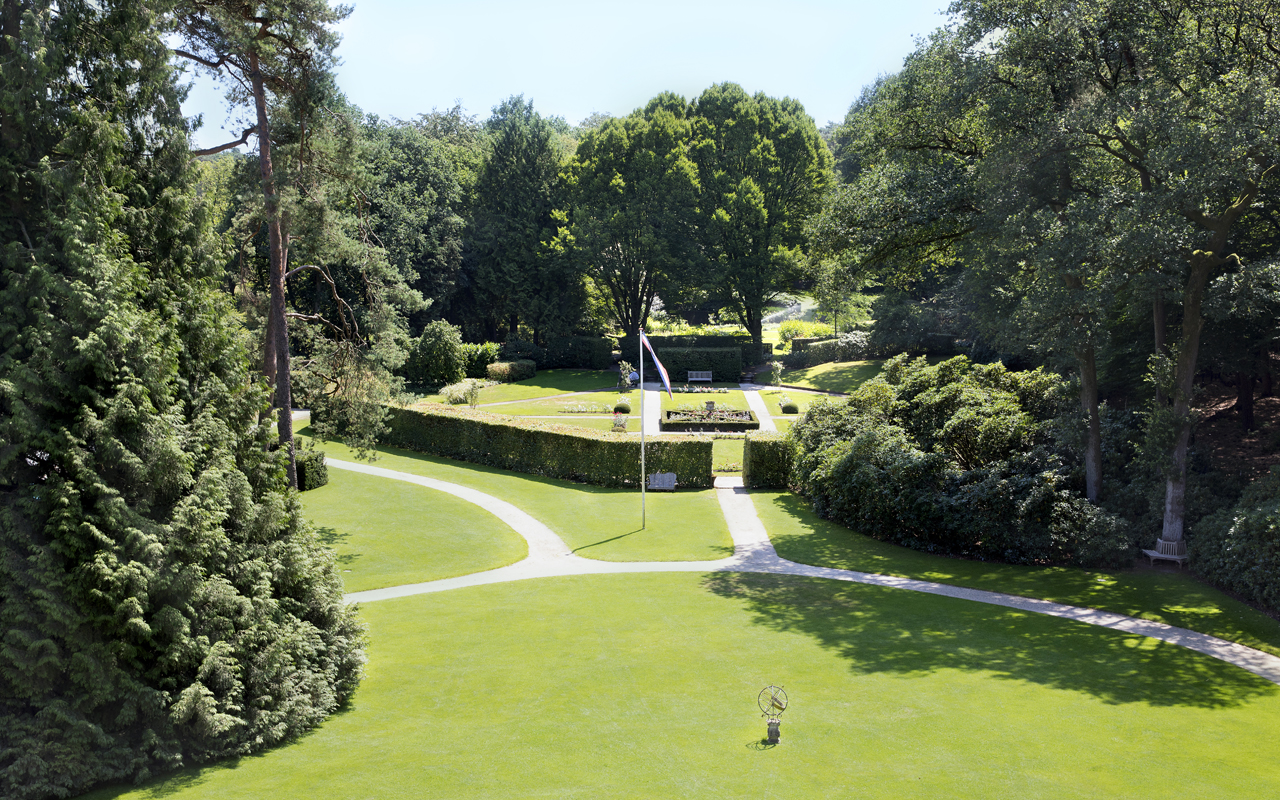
xmin=190 ymin=126 xmax=257 ymax=158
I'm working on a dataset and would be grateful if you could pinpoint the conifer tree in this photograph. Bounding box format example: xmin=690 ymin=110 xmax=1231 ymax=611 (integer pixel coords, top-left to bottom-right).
xmin=0 ymin=3 xmax=364 ymax=797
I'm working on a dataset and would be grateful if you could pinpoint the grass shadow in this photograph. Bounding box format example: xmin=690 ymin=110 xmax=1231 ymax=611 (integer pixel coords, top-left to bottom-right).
xmin=573 ymin=528 xmax=643 ymax=552
xmin=313 ymin=525 xmax=359 ymax=566
xmin=702 ymin=571 xmax=1276 ymax=710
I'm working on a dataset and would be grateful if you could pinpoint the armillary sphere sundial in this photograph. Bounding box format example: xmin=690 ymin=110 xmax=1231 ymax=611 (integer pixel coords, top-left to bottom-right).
xmin=758 ymin=685 xmax=787 ymax=744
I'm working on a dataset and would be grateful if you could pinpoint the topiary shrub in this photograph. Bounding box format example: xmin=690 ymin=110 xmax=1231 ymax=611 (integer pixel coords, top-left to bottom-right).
xmin=295 ymin=445 xmax=329 ymax=491
xmin=384 ymin=404 xmax=712 ymax=487
xmin=1190 ymin=467 xmax=1280 ymax=615
xmin=487 ymin=359 xmax=537 ymax=383
xmin=613 ymin=397 xmax=632 ymax=413
xmin=779 ymin=395 xmax=799 ymax=414
xmin=462 ymin=341 xmax=502 ymax=379
xmin=407 ymin=320 xmax=466 ymax=387
xmin=743 ymin=433 xmax=793 ymax=489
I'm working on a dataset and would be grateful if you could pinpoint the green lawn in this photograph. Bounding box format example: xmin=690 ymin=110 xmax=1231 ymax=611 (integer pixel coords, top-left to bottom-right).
xmin=86 ymin=573 xmax=1280 ymax=799
xmin=713 ymin=436 xmax=744 ymax=475
xmin=779 ymin=359 xmax=885 ymax=393
xmin=422 ymin=368 xmax=617 ymax=405
xmin=300 ymin=468 xmax=526 ymax=593
xmin=756 ymin=491 xmax=1280 ymax=657
xmin=772 ymin=417 xmax=796 ymax=431
xmin=300 ymin=431 xmax=732 ymax=562
xmin=759 ymin=387 xmax=827 ymax=413
xmin=474 ymin=389 xmax=633 ymax=415
xmin=661 ymin=387 xmax=747 ymax=411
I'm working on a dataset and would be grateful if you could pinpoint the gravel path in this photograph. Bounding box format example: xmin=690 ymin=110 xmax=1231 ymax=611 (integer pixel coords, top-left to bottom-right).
xmin=329 ymin=459 xmax=1280 ymax=686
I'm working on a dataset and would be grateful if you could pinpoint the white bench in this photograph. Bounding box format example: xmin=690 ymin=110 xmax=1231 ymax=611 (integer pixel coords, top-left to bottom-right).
xmin=1143 ymin=538 xmax=1188 ymax=568
xmin=647 ymin=472 xmax=677 ymax=491
xmin=688 ymin=370 xmax=713 ymax=383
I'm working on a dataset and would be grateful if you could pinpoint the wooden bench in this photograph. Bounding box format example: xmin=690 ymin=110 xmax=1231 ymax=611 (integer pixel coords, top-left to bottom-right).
xmin=688 ymin=370 xmax=713 ymax=383
xmin=1143 ymin=538 xmax=1188 ymax=568
xmin=647 ymin=472 xmax=677 ymax=491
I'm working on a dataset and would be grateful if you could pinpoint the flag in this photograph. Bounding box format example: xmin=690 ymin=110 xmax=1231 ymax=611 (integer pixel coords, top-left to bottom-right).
xmin=639 ymin=331 xmax=673 ymax=399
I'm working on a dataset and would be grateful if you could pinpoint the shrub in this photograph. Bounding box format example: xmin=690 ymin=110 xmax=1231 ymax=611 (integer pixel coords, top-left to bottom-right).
xmin=384 ymin=404 xmax=713 ymax=487
xmin=462 ymin=341 xmax=502 ymax=379
xmin=778 ymin=395 xmax=799 ymax=414
xmin=1190 ymin=468 xmax=1280 ymax=615
xmin=803 ymin=331 xmax=881 ymax=367
xmin=613 ymin=397 xmax=632 ymax=413
xmin=501 ymin=339 xmax=546 ymax=367
xmin=743 ymin=433 xmax=792 ymax=489
xmin=295 ymin=445 xmax=329 ymax=491
xmin=487 ymin=359 xmax=537 ymax=383
xmin=788 ymin=356 xmax=1130 ymax=567
xmin=779 ymin=319 xmax=834 ymax=344
xmin=440 ymin=378 xmax=487 ymax=406
xmin=544 ymin=336 xmax=613 ymax=370
xmin=407 ymin=320 xmax=466 ymax=386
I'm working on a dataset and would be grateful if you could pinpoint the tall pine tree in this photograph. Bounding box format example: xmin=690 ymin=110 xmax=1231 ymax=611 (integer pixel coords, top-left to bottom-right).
xmin=0 ymin=3 xmax=363 ymax=797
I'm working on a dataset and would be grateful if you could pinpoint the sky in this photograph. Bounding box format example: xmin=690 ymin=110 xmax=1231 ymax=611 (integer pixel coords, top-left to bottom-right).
xmin=181 ymin=0 xmax=956 ymax=150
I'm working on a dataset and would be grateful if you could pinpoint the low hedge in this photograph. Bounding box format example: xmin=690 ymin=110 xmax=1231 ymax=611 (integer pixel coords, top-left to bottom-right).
xmin=660 ymin=410 xmax=759 ymax=432
xmin=295 ymin=445 xmax=329 ymax=491
xmin=384 ymin=403 xmax=713 ymax=488
xmin=790 ymin=337 xmax=833 ymax=352
xmin=743 ymin=433 xmax=792 ymax=489
xmin=487 ymin=359 xmax=536 ymax=382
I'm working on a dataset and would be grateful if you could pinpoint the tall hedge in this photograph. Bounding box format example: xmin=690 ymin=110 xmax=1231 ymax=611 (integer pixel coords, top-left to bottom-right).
xmin=384 ymin=404 xmax=713 ymax=487
xmin=626 ymin=347 xmax=743 ymax=383
xmin=743 ymin=433 xmax=793 ymax=489
xmin=620 ymin=335 xmax=769 ymax=368
xmin=544 ymin=336 xmax=613 ymax=370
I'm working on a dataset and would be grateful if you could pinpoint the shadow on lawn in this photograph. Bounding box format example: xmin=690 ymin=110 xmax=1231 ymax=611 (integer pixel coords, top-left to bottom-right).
xmin=702 ymin=570 xmax=1275 ymax=709
xmin=314 ymin=525 xmax=358 ymax=566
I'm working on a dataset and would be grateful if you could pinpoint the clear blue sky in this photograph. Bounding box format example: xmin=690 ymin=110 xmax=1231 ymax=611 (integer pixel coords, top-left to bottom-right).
xmin=182 ymin=0 xmax=956 ymax=149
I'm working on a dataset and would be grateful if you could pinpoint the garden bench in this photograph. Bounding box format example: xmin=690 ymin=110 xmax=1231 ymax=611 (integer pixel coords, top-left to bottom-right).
xmin=1142 ymin=547 xmax=1188 ymax=569
xmin=688 ymin=370 xmax=713 ymax=383
xmin=647 ymin=472 xmax=677 ymax=491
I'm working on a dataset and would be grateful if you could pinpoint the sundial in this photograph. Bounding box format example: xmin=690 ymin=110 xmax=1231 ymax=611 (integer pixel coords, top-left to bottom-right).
xmin=758 ymin=685 xmax=787 ymax=744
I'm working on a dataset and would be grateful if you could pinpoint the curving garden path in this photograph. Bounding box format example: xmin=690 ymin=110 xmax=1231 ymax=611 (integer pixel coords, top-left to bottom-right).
xmin=330 ymin=458 xmax=1280 ymax=687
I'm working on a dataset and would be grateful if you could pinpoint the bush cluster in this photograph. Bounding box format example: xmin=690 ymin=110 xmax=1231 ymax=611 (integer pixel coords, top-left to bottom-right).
xmin=440 ymin=378 xmax=487 ymax=405
xmin=384 ymin=404 xmax=713 ymax=487
xmin=406 ymin=320 xmax=466 ymax=386
xmin=789 ymin=355 xmax=1131 ymax=567
xmin=295 ymin=445 xmax=329 ymax=491
xmin=1190 ymin=467 xmax=1280 ymax=615
xmin=784 ymin=331 xmax=883 ymax=368
xmin=743 ymin=433 xmax=793 ymax=489
xmin=778 ymin=319 xmax=834 ymax=344
xmin=487 ymin=359 xmax=537 ymax=382
xmin=462 ymin=341 xmax=502 ymax=378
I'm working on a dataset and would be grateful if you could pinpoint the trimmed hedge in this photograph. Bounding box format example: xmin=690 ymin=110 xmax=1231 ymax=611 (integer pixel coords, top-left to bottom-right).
xmin=384 ymin=404 xmax=713 ymax=488
xmin=644 ymin=347 xmax=743 ymax=383
xmin=743 ymin=433 xmax=792 ymax=489
xmin=545 ymin=336 xmax=613 ymax=370
xmin=295 ymin=446 xmax=328 ymax=491
xmin=620 ymin=335 xmax=770 ymax=367
xmin=661 ymin=410 xmax=759 ymax=432
xmin=487 ymin=359 xmax=536 ymax=382
xmin=790 ymin=337 xmax=832 ymax=352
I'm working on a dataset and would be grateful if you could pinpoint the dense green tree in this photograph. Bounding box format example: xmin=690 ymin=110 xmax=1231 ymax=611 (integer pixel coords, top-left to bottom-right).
xmin=690 ymin=83 xmax=834 ymax=363
xmin=0 ymin=2 xmax=363 ymax=796
xmin=468 ymin=96 xmax=582 ymax=341
xmin=552 ymin=93 xmax=700 ymax=338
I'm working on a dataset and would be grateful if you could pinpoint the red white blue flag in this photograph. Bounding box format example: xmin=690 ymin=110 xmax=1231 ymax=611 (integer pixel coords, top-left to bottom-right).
xmin=639 ymin=331 xmax=673 ymax=399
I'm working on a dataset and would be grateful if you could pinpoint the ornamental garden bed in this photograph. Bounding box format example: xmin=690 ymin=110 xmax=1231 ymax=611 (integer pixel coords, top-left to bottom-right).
xmin=661 ymin=407 xmax=759 ymax=432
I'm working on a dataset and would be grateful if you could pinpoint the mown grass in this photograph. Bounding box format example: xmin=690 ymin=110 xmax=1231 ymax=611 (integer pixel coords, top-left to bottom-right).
xmin=300 ymin=468 xmax=526 ymax=592
xmin=779 ymin=359 xmax=885 ymax=393
xmin=759 ymin=387 xmax=827 ymax=413
xmin=299 ymin=430 xmax=732 ymax=563
xmin=420 ymin=368 xmax=617 ymax=405
xmin=756 ymin=491 xmax=1280 ymax=657
xmin=474 ymin=389 xmax=633 ymax=415
xmin=713 ymin=437 xmax=744 ymax=476
xmin=86 ymin=573 xmax=1280 ymax=799
xmin=661 ymin=388 xmax=747 ymax=411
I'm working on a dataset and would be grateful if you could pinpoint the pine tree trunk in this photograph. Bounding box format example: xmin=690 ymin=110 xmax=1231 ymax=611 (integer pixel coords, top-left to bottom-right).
xmin=1078 ymin=346 xmax=1103 ymax=503
xmin=251 ymin=50 xmax=295 ymax=488
xmin=1236 ymin=370 xmax=1255 ymax=432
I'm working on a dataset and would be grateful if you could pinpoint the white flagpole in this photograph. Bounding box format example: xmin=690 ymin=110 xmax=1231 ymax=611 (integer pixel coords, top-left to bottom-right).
xmin=640 ymin=331 xmax=646 ymax=529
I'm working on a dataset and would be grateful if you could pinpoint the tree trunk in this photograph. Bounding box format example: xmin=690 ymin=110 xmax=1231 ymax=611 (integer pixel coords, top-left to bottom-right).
xmin=1236 ymin=370 xmax=1255 ymax=432
xmin=1259 ymin=346 xmax=1273 ymax=398
xmin=746 ymin=309 xmax=764 ymax=368
xmin=508 ymin=313 xmax=519 ymax=338
xmin=1161 ymin=251 xmax=1217 ymax=546
xmin=251 ymin=50 xmax=295 ymax=489
xmin=1077 ymin=346 xmax=1103 ymax=503
xmin=1153 ymin=295 xmax=1166 ymax=406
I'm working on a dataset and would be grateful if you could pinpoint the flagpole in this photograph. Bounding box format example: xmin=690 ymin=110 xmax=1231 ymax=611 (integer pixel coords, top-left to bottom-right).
xmin=639 ymin=330 xmax=646 ymax=529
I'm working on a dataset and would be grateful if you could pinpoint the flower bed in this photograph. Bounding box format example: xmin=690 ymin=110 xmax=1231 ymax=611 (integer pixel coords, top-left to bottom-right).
xmin=661 ymin=409 xmax=760 ymax=432
xmin=669 ymin=384 xmax=730 ymax=394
